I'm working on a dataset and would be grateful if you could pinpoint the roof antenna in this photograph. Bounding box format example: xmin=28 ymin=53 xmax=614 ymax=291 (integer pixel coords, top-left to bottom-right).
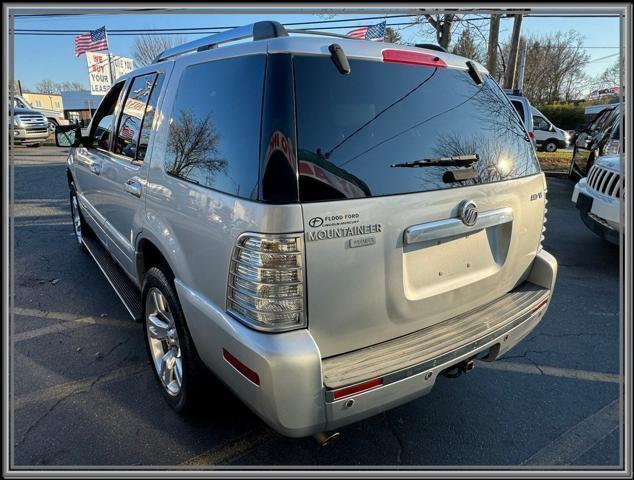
xmin=328 ymin=44 xmax=351 ymax=75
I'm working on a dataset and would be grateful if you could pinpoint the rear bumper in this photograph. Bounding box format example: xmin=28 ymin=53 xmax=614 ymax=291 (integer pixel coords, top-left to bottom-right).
xmin=176 ymin=249 xmax=557 ymax=438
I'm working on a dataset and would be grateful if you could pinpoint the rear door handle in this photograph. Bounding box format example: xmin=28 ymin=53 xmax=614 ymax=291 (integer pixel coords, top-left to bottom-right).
xmin=404 ymin=207 xmax=513 ymax=245
xmin=124 ymin=179 xmax=142 ymax=198
xmin=89 ymin=162 xmax=102 ymax=175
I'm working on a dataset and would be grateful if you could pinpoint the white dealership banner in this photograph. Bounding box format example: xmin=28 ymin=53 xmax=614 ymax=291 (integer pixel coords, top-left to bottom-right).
xmin=111 ymin=55 xmax=134 ymax=80
xmin=86 ymin=51 xmax=112 ymax=95
xmin=86 ymin=52 xmax=134 ymax=95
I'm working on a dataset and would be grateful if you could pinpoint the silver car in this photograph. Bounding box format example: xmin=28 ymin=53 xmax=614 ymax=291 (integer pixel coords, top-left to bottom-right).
xmin=56 ymin=21 xmax=557 ymax=439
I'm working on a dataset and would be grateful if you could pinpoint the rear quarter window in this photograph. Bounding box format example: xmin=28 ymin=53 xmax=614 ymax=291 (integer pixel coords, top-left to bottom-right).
xmin=294 ymin=56 xmax=540 ymax=202
xmin=164 ymin=55 xmax=265 ymax=199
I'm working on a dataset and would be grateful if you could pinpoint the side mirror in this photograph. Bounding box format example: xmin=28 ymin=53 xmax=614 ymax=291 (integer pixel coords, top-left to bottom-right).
xmin=55 ymin=124 xmax=91 ymax=148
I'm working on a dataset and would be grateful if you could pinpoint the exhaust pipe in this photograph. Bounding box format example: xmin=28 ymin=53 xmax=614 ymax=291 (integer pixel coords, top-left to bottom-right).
xmin=313 ymin=431 xmax=341 ymax=446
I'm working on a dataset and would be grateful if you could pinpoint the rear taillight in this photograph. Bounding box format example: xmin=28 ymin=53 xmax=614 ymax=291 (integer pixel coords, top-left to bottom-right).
xmin=382 ymin=49 xmax=447 ymax=67
xmin=227 ymin=233 xmax=305 ymax=332
xmin=528 ymin=131 xmax=535 ymax=139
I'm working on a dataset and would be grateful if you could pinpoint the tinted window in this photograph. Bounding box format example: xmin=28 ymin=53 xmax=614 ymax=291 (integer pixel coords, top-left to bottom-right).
xmin=90 ymin=82 xmax=125 ymax=151
xmin=165 ymin=55 xmax=265 ymax=198
xmin=137 ymin=74 xmax=164 ymax=161
xmin=114 ymin=73 xmax=157 ymax=159
xmin=511 ymin=100 xmax=525 ymax=121
xmin=294 ymin=57 xmax=540 ymax=202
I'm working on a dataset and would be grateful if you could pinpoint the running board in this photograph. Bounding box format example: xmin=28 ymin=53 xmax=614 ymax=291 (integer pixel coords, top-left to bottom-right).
xmin=82 ymin=230 xmax=143 ymax=321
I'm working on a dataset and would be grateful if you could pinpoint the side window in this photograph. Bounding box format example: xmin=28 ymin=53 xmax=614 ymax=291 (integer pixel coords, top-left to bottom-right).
xmin=164 ymin=55 xmax=265 ymax=198
xmin=114 ymin=73 xmax=157 ymax=159
xmin=533 ymin=116 xmax=549 ymax=131
xmin=90 ymin=81 xmax=125 ymax=151
xmin=511 ymin=100 xmax=525 ymax=123
xmin=136 ymin=74 xmax=164 ymax=161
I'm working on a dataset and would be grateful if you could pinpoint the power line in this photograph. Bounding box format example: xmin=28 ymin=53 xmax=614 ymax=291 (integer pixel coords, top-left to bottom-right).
xmin=13 ymin=13 xmax=422 ymax=32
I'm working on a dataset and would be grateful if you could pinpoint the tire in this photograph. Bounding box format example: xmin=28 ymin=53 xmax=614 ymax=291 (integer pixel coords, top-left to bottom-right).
xmin=142 ymin=267 xmax=208 ymax=414
xmin=69 ymin=182 xmax=87 ymax=253
xmin=543 ymin=141 xmax=558 ymax=153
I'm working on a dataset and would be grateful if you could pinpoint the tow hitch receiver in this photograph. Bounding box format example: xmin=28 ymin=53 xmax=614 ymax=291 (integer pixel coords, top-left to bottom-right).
xmin=441 ymin=359 xmax=475 ymax=379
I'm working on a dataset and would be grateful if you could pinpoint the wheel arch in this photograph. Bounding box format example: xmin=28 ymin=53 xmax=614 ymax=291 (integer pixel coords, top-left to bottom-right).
xmin=136 ymin=236 xmax=176 ymax=286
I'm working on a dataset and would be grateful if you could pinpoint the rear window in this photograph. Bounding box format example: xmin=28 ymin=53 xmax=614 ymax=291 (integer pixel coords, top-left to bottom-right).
xmin=294 ymin=56 xmax=540 ymax=202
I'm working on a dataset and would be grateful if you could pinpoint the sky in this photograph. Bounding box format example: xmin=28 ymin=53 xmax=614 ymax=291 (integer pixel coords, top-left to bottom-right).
xmin=12 ymin=10 xmax=621 ymax=92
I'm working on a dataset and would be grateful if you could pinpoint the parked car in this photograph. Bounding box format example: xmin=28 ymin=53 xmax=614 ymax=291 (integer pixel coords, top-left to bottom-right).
xmin=569 ymin=106 xmax=620 ymax=179
xmin=55 ymin=21 xmax=557 ymax=440
xmin=504 ymin=89 xmax=536 ymax=145
xmin=571 ymin=154 xmax=621 ymax=244
xmin=531 ymin=107 xmax=570 ymax=152
xmin=14 ymin=94 xmax=68 ymax=132
xmin=12 ymin=106 xmax=49 ymax=147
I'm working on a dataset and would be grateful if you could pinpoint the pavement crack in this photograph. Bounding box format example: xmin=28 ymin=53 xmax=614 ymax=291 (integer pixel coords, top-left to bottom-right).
xmin=89 ymin=334 xmax=135 ymax=365
xmin=15 ymin=393 xmax=73 ymax=448
xmin=383 ymin=412 xmax=404 ymax=465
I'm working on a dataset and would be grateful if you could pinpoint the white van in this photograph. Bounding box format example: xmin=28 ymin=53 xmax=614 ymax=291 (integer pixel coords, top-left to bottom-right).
xmin=531 ymin=107 xmax=570 ymax=152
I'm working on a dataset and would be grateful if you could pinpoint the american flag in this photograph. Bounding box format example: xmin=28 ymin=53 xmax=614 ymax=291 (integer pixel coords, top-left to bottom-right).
xmin=120 ymin=125 xmax=135 ymax=140
xmin=346 ymin=21 xmax=386 ymax=42
xmin=74 ymin=26 xmax=109 ymax=57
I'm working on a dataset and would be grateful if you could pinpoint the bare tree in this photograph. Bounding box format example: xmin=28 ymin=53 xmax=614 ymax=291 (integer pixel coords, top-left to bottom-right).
xmin=384 ymin=27 xmax=402 ymax=44
xmin=595 ymin=61 xmax=621 ymax=88
xmin=495 ymin=30 xmax=590 ymax=104
xmin=58 ymin=81 xmax=86 ymax=92
xmin=133 ymin=34 xmax=188 ymax=67
xmin=419 ymin=13 xmax=456 ymax=49
xmin=35 ymin=79 xmax=59 ymax=94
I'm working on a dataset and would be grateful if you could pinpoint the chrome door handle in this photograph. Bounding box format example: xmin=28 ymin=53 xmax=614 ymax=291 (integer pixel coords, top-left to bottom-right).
xmin=89 ymin=162 xmax=102 ymax=175
xmin=124 ymin=179 xmax=142 ymax=198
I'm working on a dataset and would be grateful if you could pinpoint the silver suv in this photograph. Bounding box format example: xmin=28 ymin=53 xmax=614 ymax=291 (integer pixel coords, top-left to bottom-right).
xmin=56 ymin=21 xmax=557 ymax=439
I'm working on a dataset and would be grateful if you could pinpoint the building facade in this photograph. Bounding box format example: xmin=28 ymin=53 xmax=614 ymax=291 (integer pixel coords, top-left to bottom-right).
xmin=22 ymin=92 xmax=64 ymax=113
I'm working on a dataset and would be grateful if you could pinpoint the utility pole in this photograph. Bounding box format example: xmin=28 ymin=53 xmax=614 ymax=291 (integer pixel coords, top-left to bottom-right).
xmin=503 ymin=13 xmax=524 ymax=90
xmin=487 ymin=13 xmax=501 ymax=76
xmin=515 ymin=39 xmax=528 ymax=91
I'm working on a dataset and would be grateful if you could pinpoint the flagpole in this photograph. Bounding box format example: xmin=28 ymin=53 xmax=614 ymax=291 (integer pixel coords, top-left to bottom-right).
xmin=105 ymin=28 xmax=115 ymax=86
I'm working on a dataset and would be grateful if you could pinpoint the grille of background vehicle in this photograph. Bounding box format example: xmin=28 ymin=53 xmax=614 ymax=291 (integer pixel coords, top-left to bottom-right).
xmin=16 ymin=114 xmax=48 ymax=130
xmin=587 ymin=165 xmax=622 ymax=198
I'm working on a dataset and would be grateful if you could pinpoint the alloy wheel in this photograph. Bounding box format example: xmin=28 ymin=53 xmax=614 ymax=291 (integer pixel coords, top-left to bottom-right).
xmin=145 ymin=288 xmax=183 ymax=397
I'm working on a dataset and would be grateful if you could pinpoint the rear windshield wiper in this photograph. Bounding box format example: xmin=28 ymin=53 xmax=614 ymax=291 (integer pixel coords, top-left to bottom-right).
xmin=390 ymin=154 xmax=480 ymax=168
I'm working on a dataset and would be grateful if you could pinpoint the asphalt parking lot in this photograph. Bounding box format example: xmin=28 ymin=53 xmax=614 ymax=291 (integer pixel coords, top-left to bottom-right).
xmin=11 ymin=145 xmax=622 ymax=468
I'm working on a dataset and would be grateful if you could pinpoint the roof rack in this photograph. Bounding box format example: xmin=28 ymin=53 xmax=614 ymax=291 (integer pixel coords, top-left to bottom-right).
xmin=285 ymin=28 xmax=359 ymax=41
xmin=154 ymin=21 xmax=288 ymax=63
xmin=414 ymin=43 xmax=447 ymax=53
